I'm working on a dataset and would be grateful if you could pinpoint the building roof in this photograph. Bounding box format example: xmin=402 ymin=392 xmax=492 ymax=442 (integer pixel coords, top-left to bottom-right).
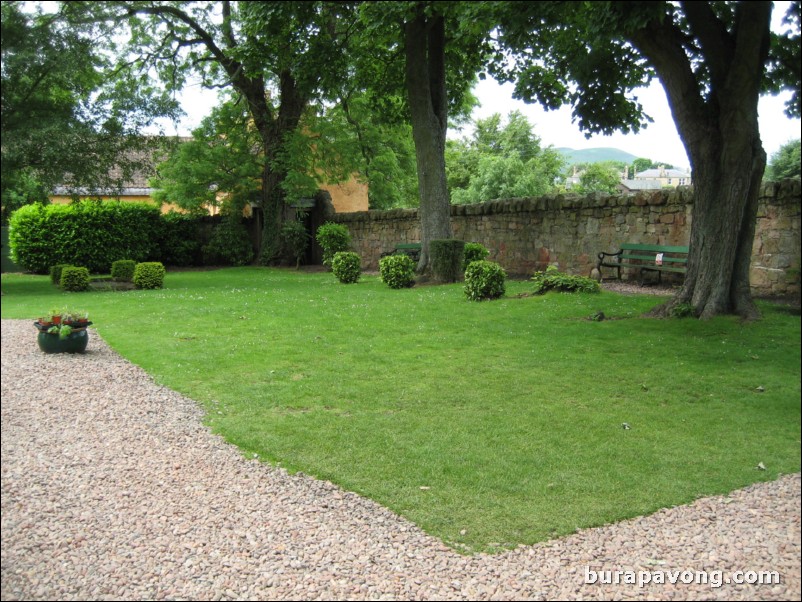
xmin=52 ymin=186 xmax=153 ymax=197
xmin=635 ymin=168 xmax=691 ymax=179
xmin=618 ymin=179 xmax=663 ymax=191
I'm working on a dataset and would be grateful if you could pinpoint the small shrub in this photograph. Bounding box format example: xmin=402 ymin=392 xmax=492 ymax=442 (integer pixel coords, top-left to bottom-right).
xmin=280 ymin=220 xmax=310 ymax=268
xmin=332 ymin=251 xmax=362 ymax=284
xmin=133 ymin=262 xmax=166 ymax=290
xmin=463 ymin=242 xmax=490 ymax=271
xmin=430 ymin=239 xmax=465 ymax=283
xmin=531 ymin=265 xmax=600 ymax=294
xmin=464 ymin=260 xmax=506 ymax=301
xmin=111 ymin=260 xmax=136 ymax=282
xmin=379 ymin=254 xmax=416 ymax=289
xmin=669 ymin=302 xmax=695 ymax=318
xmin=50 ymin=264 xmax=72 ymax=286
xmin=316 ymin=222 xmax=351 ymax=267
xmin=60 ymin=266 xmax=90 ymax=292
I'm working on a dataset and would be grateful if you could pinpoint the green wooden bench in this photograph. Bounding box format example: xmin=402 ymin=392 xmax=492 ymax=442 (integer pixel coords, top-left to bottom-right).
xmin=597 ymin=243 xmax=689 ymax=284
xmin=381 ymin=242 xmax=422 ymax=262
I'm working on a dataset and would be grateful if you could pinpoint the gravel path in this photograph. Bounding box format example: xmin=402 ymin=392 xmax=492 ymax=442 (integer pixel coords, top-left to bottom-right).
xmin=2 ymin=319 xmax=799 ymax=601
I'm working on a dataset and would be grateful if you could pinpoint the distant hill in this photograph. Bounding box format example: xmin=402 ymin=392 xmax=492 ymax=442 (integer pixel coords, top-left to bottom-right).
xmin=555 ymin=147 xmax=640 ymax=165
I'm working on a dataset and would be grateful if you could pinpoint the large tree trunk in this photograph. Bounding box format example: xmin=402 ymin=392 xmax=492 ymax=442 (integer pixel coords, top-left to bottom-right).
xmin=256 ymin=71 xmax=307 ymax=264
xmin=630 ymin=1 xmax=772 ymax=319
xmin=662 ymin=129 xmax=765 ymax=320
xmin=404 ymin=11 xmax=452 ymax=274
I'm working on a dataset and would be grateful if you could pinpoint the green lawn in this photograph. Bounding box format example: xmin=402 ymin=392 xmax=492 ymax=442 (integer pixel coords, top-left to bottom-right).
xmin=2 ymin=267 xmax=800 ymax=553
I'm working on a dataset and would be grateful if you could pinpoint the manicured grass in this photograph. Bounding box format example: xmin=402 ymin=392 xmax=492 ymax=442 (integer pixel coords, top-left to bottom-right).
xmin=2 ymin=268 xmax=800 ymax=553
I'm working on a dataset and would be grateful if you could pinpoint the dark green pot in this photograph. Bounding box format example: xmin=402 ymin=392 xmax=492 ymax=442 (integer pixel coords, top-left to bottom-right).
xmin=37 ymin=329 xmax=89 ymax=354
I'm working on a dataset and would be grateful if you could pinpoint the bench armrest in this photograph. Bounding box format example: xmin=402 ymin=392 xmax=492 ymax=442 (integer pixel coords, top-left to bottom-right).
xmin=597 ymin=250 xmax=623 ymax=262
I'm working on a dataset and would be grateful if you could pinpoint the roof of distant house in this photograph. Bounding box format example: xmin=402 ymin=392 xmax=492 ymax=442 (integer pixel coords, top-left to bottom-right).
xmin=51 ymin=136 xmax=188 ymax=196
xmin=618 ymin=179 xmax=664 ymax=191
xmin=635 ymin=167 xmax=691 ymax=179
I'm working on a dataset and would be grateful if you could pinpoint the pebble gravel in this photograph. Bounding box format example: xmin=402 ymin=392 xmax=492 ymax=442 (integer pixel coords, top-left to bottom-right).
xmin=1 ymin=319 xmax=799 ymax=601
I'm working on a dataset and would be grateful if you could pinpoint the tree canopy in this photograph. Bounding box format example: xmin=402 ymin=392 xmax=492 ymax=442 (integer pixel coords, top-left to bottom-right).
xmin=447 ymin=111 xmax=565 ymax=203
xmin=0 ymin=0 xmax=177 ymax=222
xmin=765 ymin=138 xmax=801 ymax=180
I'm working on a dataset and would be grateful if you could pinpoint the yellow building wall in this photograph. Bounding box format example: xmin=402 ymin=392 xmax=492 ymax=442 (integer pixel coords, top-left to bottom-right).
xmin=50 ymin=195 xmax=156 ymax=205
xmin=49 ymin=195 xmax=186 ymax=214
xmin=321 ymin=180 xmax=369 ymax=213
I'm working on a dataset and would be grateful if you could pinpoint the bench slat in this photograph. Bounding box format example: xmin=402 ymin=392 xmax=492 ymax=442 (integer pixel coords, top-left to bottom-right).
xmin=620 ymin=253 xmax=687 ymax=263
xmin=620 ymin=243 xmax=689 ymax=253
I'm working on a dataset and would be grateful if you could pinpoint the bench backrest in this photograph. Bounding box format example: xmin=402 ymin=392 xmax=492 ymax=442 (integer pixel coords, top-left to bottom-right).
xmin=619 ymin=243 xmax=689 ymax=266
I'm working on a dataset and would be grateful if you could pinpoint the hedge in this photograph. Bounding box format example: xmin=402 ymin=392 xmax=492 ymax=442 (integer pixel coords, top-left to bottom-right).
xmin=9 ymin=201 xmax=162 ymax=274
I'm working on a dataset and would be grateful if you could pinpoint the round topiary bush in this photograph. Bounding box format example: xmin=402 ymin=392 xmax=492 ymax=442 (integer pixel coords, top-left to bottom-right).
xmin=50 ymin=264 xmax=73 ymax=286
xmin=464 ymin=260 xmax=506 ymax=301
xmin=111 ymin=259 xmax=137 ymax=282
xmin=379 ymin=254 xmax=416 ymax=289
xmin=316 ymin=222 xmax=351 ymax=267
xmin=133 ymin=262 xmax=166 ymax=290
xmin=463 ymin=242 xmax=490 ymax=271
xmin=60 ymin=266 xmax=90 ymax=292
xmin=332 ymin=251 xmax=362 ymax=284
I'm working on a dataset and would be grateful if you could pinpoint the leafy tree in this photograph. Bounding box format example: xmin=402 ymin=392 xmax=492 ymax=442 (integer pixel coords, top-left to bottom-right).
xmin=319 ymin=93 xmax=420 ymax=210
xmin=631 ymin=158 xmax=654 ymax=177
xmin=448 ymin=110 xmax=565 ymax=202
xmin=576 ymin=162 xmax=622 ymax=194
xmin=492 ymin=1 xmax=801 ymax=319
xmin=0 ymin=1 xmax=177 ymax=223
xmin=765 ymin=138 xmax=801 ymax=180
xmin=151 ymin=99 xmax=263 ymax=215
xmin=76 ymin=1 xmax=360 ymax=263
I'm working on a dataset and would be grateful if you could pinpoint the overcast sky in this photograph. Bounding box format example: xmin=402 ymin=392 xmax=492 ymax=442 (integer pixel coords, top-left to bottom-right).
xmin=173 ymin=77 xmax=799 ymax=173
xmin=466 ymin=78 xmax=801 ymax=171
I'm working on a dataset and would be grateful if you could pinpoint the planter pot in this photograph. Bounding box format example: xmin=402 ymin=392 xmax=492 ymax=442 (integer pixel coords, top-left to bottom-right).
xmin=34 ymin=322 xmax=92 ymax=354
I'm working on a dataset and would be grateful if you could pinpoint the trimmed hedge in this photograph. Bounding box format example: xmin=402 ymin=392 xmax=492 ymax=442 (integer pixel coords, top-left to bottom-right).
xmin=379 ymin=254 xmax=416 ymax=289
xmin=50 ymin=264 xmax=72 ymax=286
xmin=158 ymin=212 xmax=203 ymax=267
xmin=111 ymin=260 xmax=136 ymax=282
xmin=133 ymin=262 xmax=166 ymax=290
xmin=316 ymin=222 xmax=351 ymax=267
xmin=464 ymin=260 xmax=507 ymax=301
xmin=202 ymin=215 xmax=254 ymax=266
xmin=531 ymin=265 xmax=600 ymax=294
xmin=60 ymin=266 xmax=90 ymax=292
xmin=430 ymin=239 xmax=465 ymax=283
xmin=463 ymin=242 xmax=490 ymax=271
xmin=332 ymin=251 xmax=362 ymax=284
xmin=9 ymin=201 xmax=161 ymax=274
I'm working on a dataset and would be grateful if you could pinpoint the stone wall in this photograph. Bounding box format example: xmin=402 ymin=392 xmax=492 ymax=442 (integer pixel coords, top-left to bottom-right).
xmin=333 ymin=179 xmax=801 ymax=297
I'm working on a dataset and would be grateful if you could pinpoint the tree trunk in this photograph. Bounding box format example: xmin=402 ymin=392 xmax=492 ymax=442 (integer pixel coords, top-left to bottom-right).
xmin=630 ymin=1 xmax=772 ymax=319
xmin=659 ymin=130 xmax=765 ymax=320
xmin=256 ymin=71 xmax=307 ymax=264
xmin=404 ymin=11 xmax=452 ymax=274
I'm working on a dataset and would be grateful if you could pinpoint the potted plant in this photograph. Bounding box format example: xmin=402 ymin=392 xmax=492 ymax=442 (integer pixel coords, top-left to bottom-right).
xmin=34 ymin=310 xmax=93 ymax=354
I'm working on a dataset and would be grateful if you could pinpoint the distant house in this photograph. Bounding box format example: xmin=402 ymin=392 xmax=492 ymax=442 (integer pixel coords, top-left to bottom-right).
xmin=616 ymin=165 xmax=692 ymax=193
xmin=617 ymin=179 xmax=663 ymax=193
xmin=633 ymin=166 xmax=692 ymax=187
